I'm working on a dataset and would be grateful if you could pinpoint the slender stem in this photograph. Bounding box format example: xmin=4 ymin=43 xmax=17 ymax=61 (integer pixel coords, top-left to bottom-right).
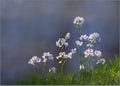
xmin=77 ymin=28 xmax=82 ymax=64
xmin=90 ymin=57 xmax=93 ymax=74
xmin=61 ymin=60 xmax=65 ymax=74
xmin=78 ymin=28 xmax=81 ymax=37
xmin=77 ymin=46 xmax=81 ymax=64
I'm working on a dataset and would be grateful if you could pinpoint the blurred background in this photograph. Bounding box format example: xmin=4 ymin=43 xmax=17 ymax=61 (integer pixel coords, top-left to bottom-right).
xmin=1 ymin=0 xmax=119 ymax=84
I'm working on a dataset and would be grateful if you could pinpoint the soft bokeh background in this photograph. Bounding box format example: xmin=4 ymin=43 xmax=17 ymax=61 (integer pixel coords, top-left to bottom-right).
xmin=1 ymin=0 xmax=119 ymax=84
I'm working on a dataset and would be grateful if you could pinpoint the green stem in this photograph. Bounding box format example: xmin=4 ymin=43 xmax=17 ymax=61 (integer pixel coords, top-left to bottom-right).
xmin=90 ymin=57 xmax=93 ymax=74
xmin=77 ymin=27 xmax=82 ymax=64
xmin=61 ymin=60 xmax=65 ymax=74
xmin=77 ymin=46 xmax=81 ymax=64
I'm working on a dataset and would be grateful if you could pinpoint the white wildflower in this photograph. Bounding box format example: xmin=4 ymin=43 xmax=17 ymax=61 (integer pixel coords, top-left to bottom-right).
xmin=96 ymin=58 xmax=105 ymax=64
xmin=56 ymin=38 xmax=68 ymax=47
xmin=71 ymin=48 xmax=77 ymax=54
xmin=67 ymin=52 xmax=73 ymax=59
xmin=59 ymin=61 xmax=62 ymax=64
xmin=100 ymin=58 xmax=105 ymax=64
xmin=28 ymin=56 xmax=41 ymax=65
xmin=64 ymin=42 xmax=68 ymax=47
xmin=79 ymin=64 xmax=84 ymax=70
xmin=94 ymin=50 xmax=102 ymax=57
xmin=96 ymin=60 xmax=100 ymax=64
xmin=86 ymin=43 xmax=93 ymax=48
xmin=42 ymin=58 xmax=47 ymax=62
xmin=75 ymin=41 xmax=83 ymax=46
xmin=36 ymin=57 xmax=42 ymax=63
xmin=88 ymin=33 xmax=100 ymax=43
xmin=56 ymin=52 xmax=73 ymax=60
xmin=84 ymin=48 xmax=94 ymax=58
xmin=42 ymin=52 xmax=54 ymax=62
xmin=56 ymin=52 xmax=66 ymax=59
xmin=80 ymin=35 xmax=88 ymax=40
xmin=73 ymin=16 xmax=84 ymax=26
xmin=49 ymin=67 xmax=56 ymax=73
xmin=65 ymin=33 xmax=70 ymax=40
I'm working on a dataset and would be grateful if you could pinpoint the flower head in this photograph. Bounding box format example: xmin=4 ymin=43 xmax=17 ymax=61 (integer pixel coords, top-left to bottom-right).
xmin=56 ymin=52 xmax=66 ymax=59
xmin=94 ymin=50 xmax=102 ymax=57
xmin=42 ymin=52 xmax=54 ymax=62
xmin=56 ymin=52 xmax=73 ymax=61
xmin=59 ymin=61 xmax=62 ymax=64
xmin=67 ymin=52 xmax=73 ymax=59
xmin=71 ymin=48 xmax=77 ymax=54
xmin=56 ymin=38 xmax=68 ymax=48
xmin=80 ymin=35 xmax=88 ymax=40
xmin=28 ymin=56 xmax=41 ymax=65
xmin=73 ymin=16 xmax=84 ymax=27
xmin=96 ymin=58 xmax=105 ymax=64
xmin=84 ymin=48 xmax=94 ymax=58
xmin=75 ymin=41 xmax=83 ymax=46
xmin=100 ymin=58 xmax=105 ymax=64
xmin=86 ymin=43 xmax=93 ymax=48
xmin=65 ymin=33 xmax=70 ymax=40
xmin=49 ymin=67 xmax=56 ymax=73
xmin=88 ymin=33 xmax=100 ymax=43
xmin=79 ymin=64 xmax=84 ymax=70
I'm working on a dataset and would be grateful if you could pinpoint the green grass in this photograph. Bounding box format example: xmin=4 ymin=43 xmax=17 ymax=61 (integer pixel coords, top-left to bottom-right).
xmin=18 ymin=56 xmax=120 ymax=85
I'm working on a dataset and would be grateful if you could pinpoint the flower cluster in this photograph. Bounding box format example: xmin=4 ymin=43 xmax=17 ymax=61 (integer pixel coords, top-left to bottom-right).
xmin=84 ymin=49 xmax=102 ymax=58
xmin=28 ymin=16 xmax=105 ymax=74
xmin=73 ymin=16 xmax=84 ymax=27
xmin=49 ymin=67 xmax=56 ymax=73
xmin=88 ymin=33 xmax=100 ymax=43
xmin=75 ymin=41 xmax=83 ymax=46
xmin=96 ymin=58 xmax=105 ymax=64
xmin=80 ymin=35 xmax=88 ymax=40
xmin=56 ymin=48 xmax=76 ymax=64
xmin=56 ymin=33 xmax=70 ymax=48
xmin=28 ymin=56 xmax=41 ymax=65
xmin=42 ymin=52 xmax=54 ymax=62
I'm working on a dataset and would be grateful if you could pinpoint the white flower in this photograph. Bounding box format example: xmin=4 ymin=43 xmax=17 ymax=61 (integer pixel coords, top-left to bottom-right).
xmin=65 ymin=33 xmax=70 ymax=40
xmin=100 ymin=58 xmax=105 ymax=64
xmin=56 ymin=52 xmax=66 ymax=59
xmin=96 ymin=60 xmax=100 ymax=64
xmin=28 ymin=59 xmax=36 ymax=65
xmin=88 ymin=33 xmax=100 ymax=43
xmin=84 ymin=48 xmax=94 ymax=58
xmin=64 ymin=42 xmax=68 ymax=47
xmin=86 ymin=43 xmax=93 ymax=48
xmin=42 ymin=58 xmax=47 ymax=62
xmin=75 ymin=41 xmax=83 ymax=46
xmin=94 ymin=50 xmax=102 ymax=57
xmin=67 ymin=52 xmax=73 ymax=59
xmin=44 ymin=52 xmax=53 ymax=59
xmin=49 ymin=67 xmax=56 ymax=73
xmin=73 ymin=16 xmax=84 ymax=26
xmin=59 ymin=61 xmax=62 ymax=64
xmin=79 ymin=64 xmax=84 ymax=70
xmin=71 ymin=48 xmax=77 ymax=54
xmin=42 ymin=52 xmax=54 ymax=62
xmin=80 ymin=35 xmax=88 ymax=40
xmin=28 ymin=56 xmax=41 ymax=65
xmin=56 ymin=52 xmax=73 ymax=60
xmin=56 ymin=38 xmax=68 ymax=47
xmin=96 ymin=58 xmax=105 ymax=64
xmin=36 ymin=57 xmax=42 ymax=63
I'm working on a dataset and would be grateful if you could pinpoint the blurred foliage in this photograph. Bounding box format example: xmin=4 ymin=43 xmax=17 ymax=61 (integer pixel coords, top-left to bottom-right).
xmin=17 ymin=55 xmax=120 ymax=85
